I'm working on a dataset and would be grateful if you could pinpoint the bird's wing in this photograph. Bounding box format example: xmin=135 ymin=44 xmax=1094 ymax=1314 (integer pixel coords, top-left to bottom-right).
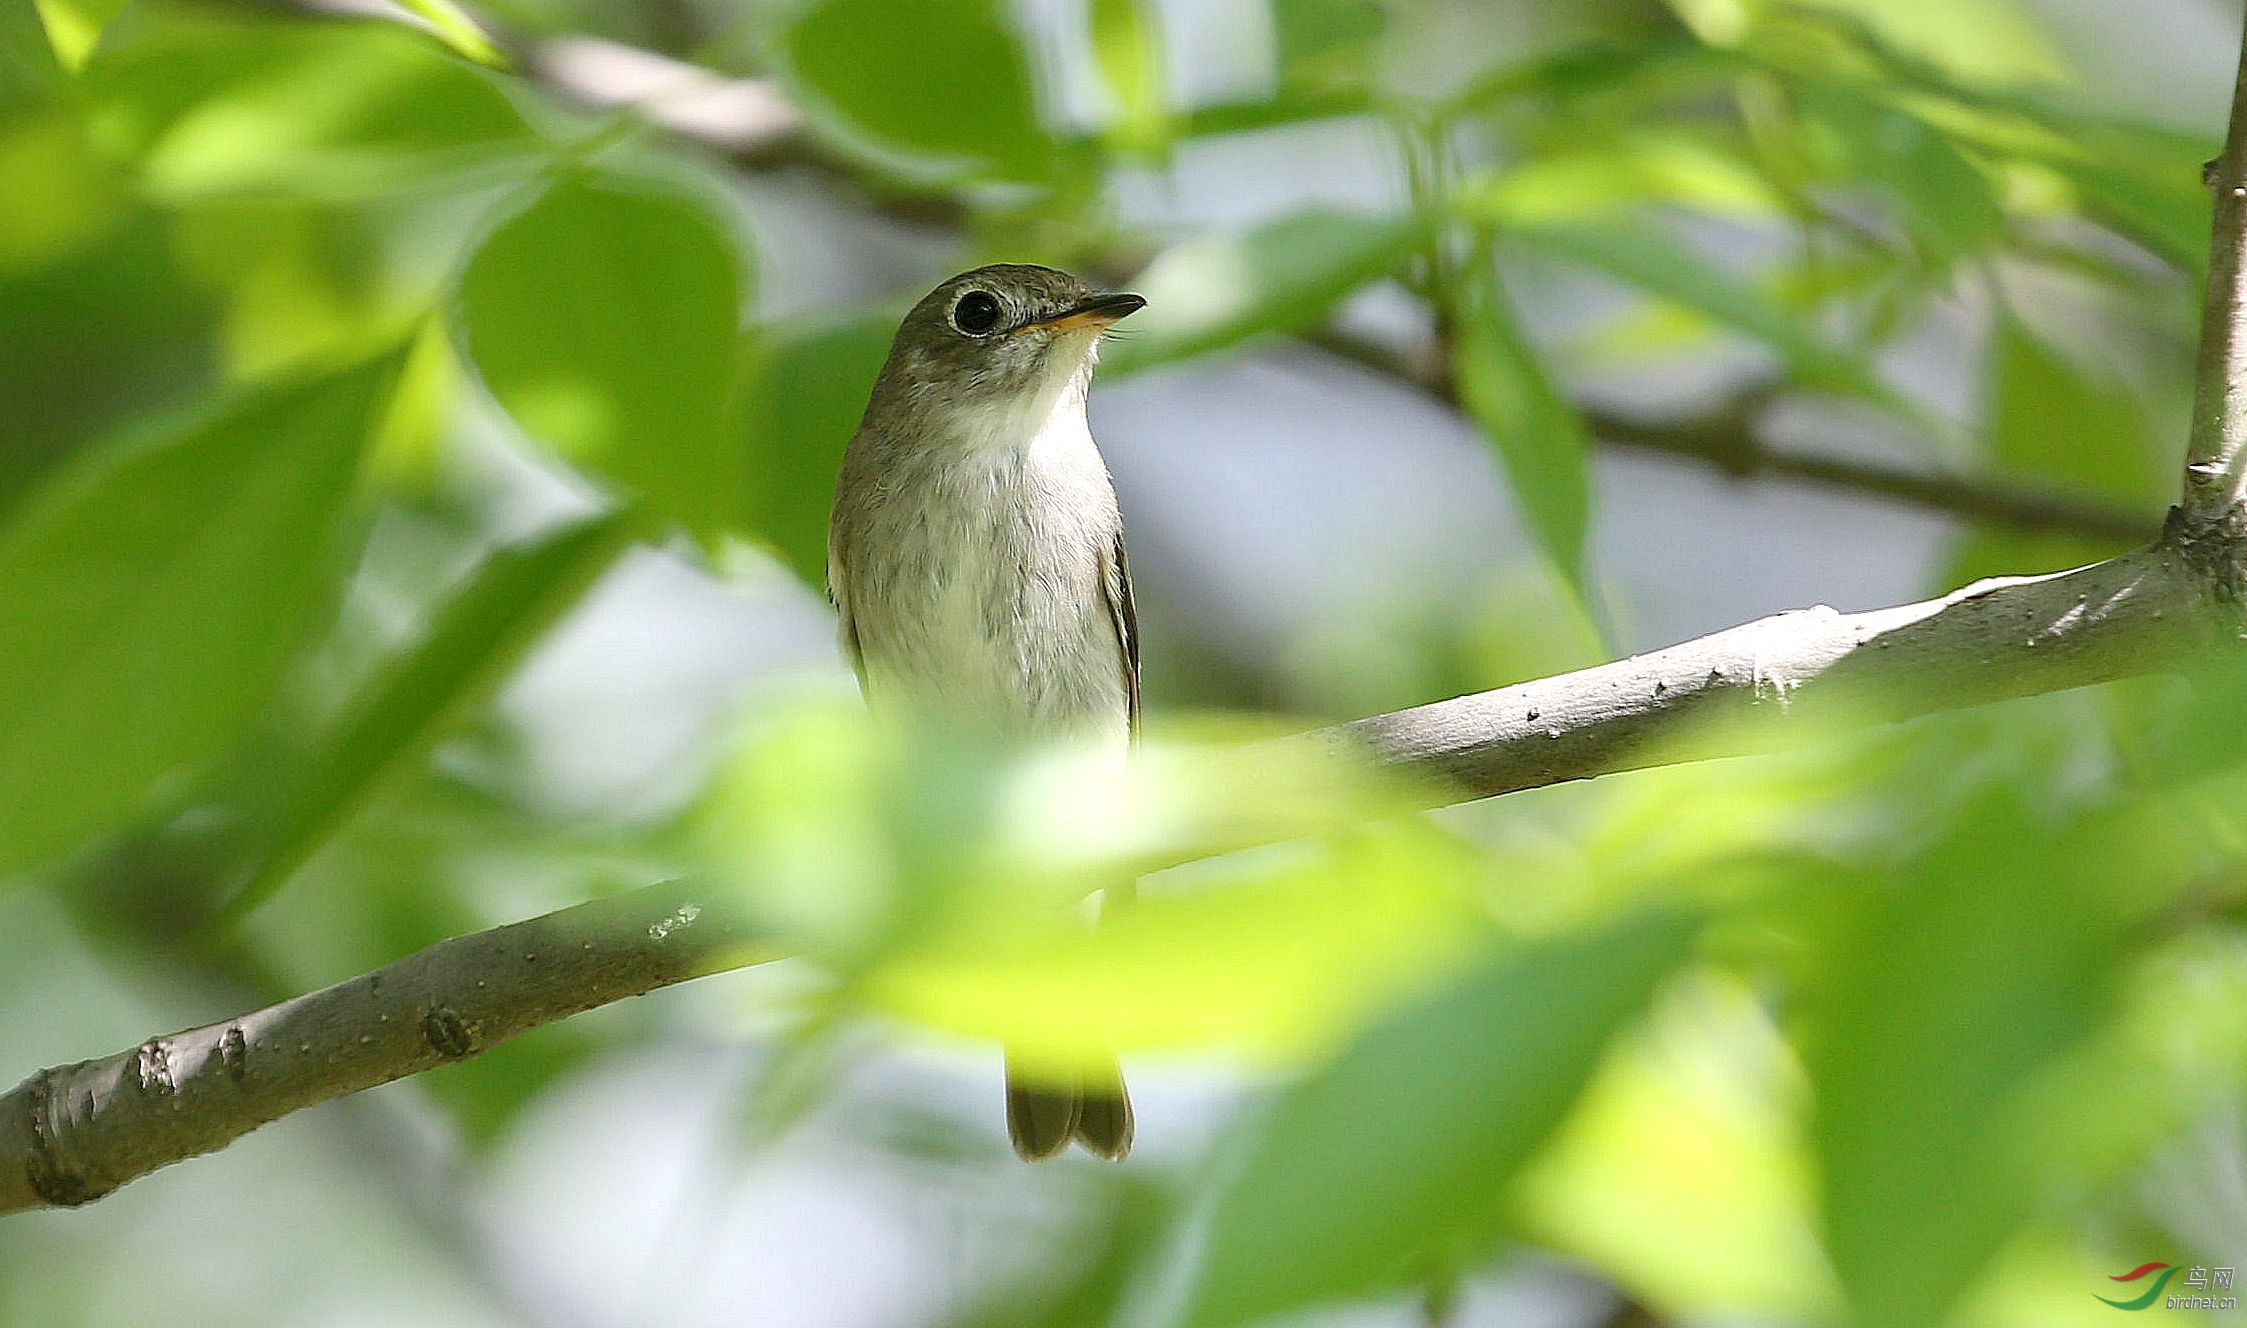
xmin=1102 ymin=527 xmax=1141 ymax=742
xmin=827 ymin=527 xmax=868 ymax=695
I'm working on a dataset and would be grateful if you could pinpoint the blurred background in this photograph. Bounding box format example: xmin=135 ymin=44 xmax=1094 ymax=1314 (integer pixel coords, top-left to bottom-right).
xmin=5 ymin=0 xmax=2247 ymax=1324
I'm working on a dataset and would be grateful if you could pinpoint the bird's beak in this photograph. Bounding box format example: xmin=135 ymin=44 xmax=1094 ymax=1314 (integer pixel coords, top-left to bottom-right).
xmin=1013 ymin=292 xmax=1146 ymax=336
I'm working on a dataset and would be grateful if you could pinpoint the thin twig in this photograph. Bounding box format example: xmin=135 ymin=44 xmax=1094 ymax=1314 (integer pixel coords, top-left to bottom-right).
xmin=520 ymin=31 xmax=2161 ymax=544
xmin=1301 ymin=329 xmax=2160 ymax=542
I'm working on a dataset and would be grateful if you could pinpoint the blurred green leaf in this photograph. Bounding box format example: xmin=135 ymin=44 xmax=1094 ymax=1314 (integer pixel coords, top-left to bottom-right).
xmin=1452 ymin=257 xmax=1592 ymax=593
xmin=735 ymin=313 xmax=894 ymax=585
xmin=1090 ymin=0 xmax=1169 ymax=157
xmin=1805 ymin=91 xmax=2004 ymax=265
xmin=81 ymin=8 xmax=537 ymax=204
xmin=782 ymin=0 xmax=1052 ymax=183
xmin=31 ymin=0 xmax=125 ymax=71
xmin=1505 ymin=219 xmax=1882 ymax=400
xmin=1272 ymin=0 xmax=1386 ymax=96
xmin=1986 ymin=318 xmax=2163 ymax=501
xmin=455 ymin=170 xmax=746 ymax=542
xmin=0 ymin=205 xmax=219 ymax=515
xmin=1949 ymin=318 xmax=2161 ymax=581
xmin=1180 ymin=910 xmax=1698 ymax=1328
xmin=1804 ymin=787 xmax=2181 ymax=1328
xmin=1519 ymin=977 xmax=1833 ymax=1321
xmin=391 ymin=0 xmax=506 ymax=69
xmin=2046 ymin=122 xmax=2212 ymax=276
xmin=1472 ymin=128 xmax=1787 ymax=225
xmin=2 ymin=0 xmax=65 ymax=107
xmin=1105 ymin=209 xmax=1425 ymax=371
xmin=218 ymin=508 xmax=639 ymax=920
xmin=0 ymin=354 xmax=396 ymax=882
xmin=1790 ymin=0 xmax=2065 ymax=86
xmin=870 ymin=826 xmax=1485 ymax=1071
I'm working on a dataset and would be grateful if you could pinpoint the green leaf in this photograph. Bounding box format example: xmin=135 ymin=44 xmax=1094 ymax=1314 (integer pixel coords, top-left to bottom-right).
xmin=1452 ymin=260 xmax=1592 ymax=593
xmin=1181 ymin=911 xmax=1699 ymax=1328
xmin=0 ymin=354 xmax=396 ymax=881
xmin=1804 ymin=92 xmax=2004 ymax=266
xmin=2 ymin=0 xmax=66 ymax=106
xmin=455 ymin=171 xmax=747 ymax=542
xmin=1103 ymin=209 xmax=1425 ymax=372
xmin=31 ymin=0 xmax=124 ymax=72
xmin=1792 ymin=0 xmax=2066 ymax=86
xmin=391 ymin=0 xmax=506 ymax=69
xmin=80 ymin=7 xmax=537 ymax=204
xmin=1987 ymin=318 xmax=2163 ymax=501
xmin=1272 ymin=0 xmax=1386 ymax=96
xmin=216 ymin=509 xmax=639 ymax=920
xmin=1804 ymin=787 xmax=2172 ymax=1328
xmin=1506 ymin=220 xmax=1855 ymax=384
xmin=1948 ymin=318 xmax=2161 ymax=581
xmin=782 ymin=0 xmax=1052 ymax=183
xmin=1090 ymin=0 xmax=1169 ymax=156
xmin=735 ymin=314 xmax=895 ymax=586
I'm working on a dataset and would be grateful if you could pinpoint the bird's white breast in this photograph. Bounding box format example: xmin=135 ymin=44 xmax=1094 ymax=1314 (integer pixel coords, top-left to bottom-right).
xmin=839 ymin=374 xmax=1131 ymax=747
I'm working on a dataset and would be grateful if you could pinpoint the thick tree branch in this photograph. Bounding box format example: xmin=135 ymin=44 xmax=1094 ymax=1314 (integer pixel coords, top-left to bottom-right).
xmin=2184 ymin=23 xmax=2247 ymax=543
xmin=5 ymin=524 xmax=2241 ymax=1217
xmin=1330 ymin=540 xmax=2219 ymax=799
xmin=0 ymin=880 xmax=765 ymax=1214
xmin=7 ymin=6 xmax=2245 ymax=1219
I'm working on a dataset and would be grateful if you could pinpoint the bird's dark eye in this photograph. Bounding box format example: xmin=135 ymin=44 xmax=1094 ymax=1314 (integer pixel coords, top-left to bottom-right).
xmin=952 ymin=290 xmax=1002 ymax=335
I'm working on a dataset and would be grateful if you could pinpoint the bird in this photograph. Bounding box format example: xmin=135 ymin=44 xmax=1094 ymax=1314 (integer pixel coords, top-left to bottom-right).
xmin=827 ymin=264 xmax=1144 ymax=1160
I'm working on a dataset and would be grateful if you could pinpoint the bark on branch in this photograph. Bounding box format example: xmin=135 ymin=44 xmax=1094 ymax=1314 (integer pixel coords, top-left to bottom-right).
xmin=8 ymin=5 xmax=2247 ymax=1221
xmin=0 ymin=881 xmax=765 ymax=1214
xmin=5 ymin=520 xmax=2240 ymax=1217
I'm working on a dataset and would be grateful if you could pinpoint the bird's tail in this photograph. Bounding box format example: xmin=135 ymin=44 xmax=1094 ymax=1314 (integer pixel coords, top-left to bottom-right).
xmin=1005 ymin=882 xmax=1134 ymax=1161
xmin=1005 ymin=1051 xmax=1133 ymax=1161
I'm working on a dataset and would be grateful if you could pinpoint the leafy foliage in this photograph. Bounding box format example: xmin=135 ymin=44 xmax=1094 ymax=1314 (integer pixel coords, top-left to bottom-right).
xmin=1 ymin=0 xmax=2240 ymax=1325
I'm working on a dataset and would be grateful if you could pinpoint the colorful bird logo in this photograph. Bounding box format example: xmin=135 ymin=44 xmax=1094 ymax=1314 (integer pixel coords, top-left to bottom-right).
xmin=2099 ymin=1263 xmax=2178 ymax=1310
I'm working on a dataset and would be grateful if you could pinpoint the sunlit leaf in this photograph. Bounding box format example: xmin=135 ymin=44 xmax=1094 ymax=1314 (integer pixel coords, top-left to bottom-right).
xmin=1452 ymin=256 xmax=1592 ymax=593
xmin=782 ymin=0 xmax=1052 ymax=183
xmin=455 ymin=170 xmax=747 ymax=542
xmin=1180 ymin=910 xmax=1699 ymax=1328
xmin=1471 ymin=130 xmax=1787 ymax=225
xmin=81 ymin=8 xmax=537 ymax=203
xmin=869 ymin=825 xmax=1486 ymax=1070
xmin=1791 ymin=0 xmax=2065 ymax=86
xmin=1519 ymin=977 xmax=1832 ymax=1320
xmin=735 ymin=313 xmax=895 ymax=586
xmin=391 ymin=0 xmax=506 ymax=69
xmin=0 ymin=354 xmax=396 ymax=881
xmin=1090 ymin=0 xmax=1169 ymax=157
xmin=31 ymin=0 xmax=123 ymax=72
xmin=1104 ymin=209 xmax=1425 ymax=371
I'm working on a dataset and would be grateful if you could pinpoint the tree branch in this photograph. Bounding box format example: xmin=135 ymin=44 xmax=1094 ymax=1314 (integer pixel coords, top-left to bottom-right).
xmin=2183 ymin=21 xmax=2247 ymax=541
xmin=1328 ymin=540 xmax=2217 ymax=799
xmin=5 ymin=526 xmax=2240 ymax=1217
xmin=7 ymin=6 xmax=2245 ymax=1219
xmin=0 ymin=880 xmax=765 ymax=1214
xmin=1297 ymin=330 xmax=2161 ymax=542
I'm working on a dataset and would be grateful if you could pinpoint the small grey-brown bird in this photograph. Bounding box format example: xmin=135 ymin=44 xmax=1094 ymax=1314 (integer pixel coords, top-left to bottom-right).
xmin=826 ymin=264 xmax=1144 ymax=1160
